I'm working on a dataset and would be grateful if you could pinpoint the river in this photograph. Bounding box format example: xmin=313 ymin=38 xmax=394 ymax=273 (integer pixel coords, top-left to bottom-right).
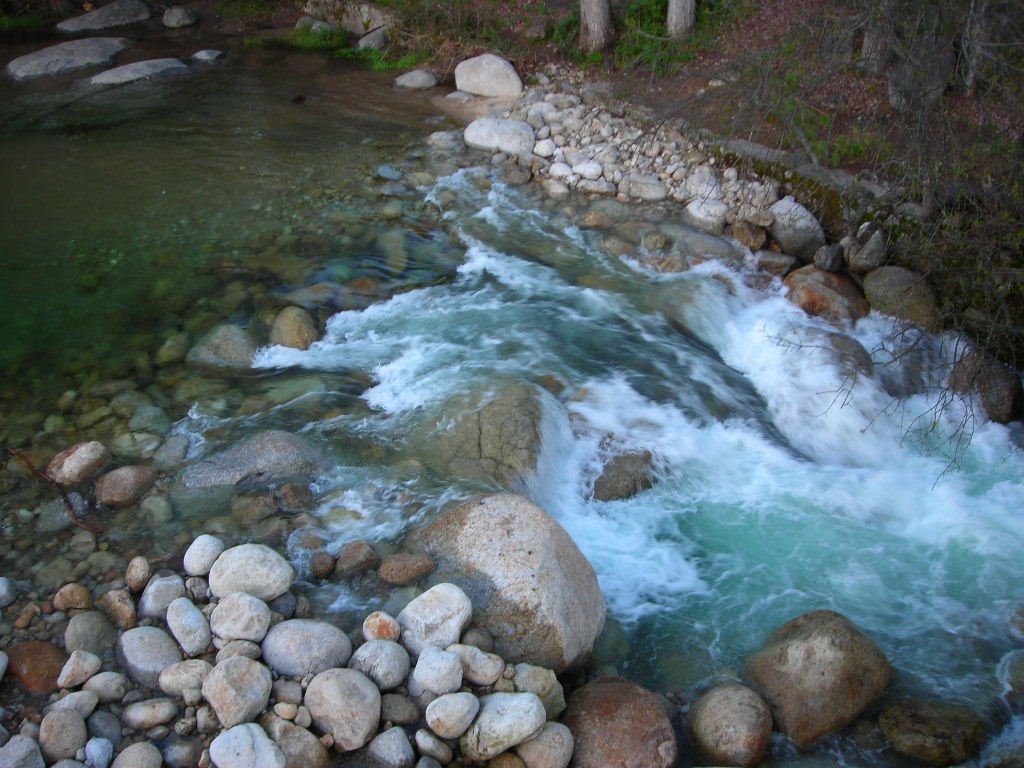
xmin=1 ymin=35 xmax=1022 ymax=768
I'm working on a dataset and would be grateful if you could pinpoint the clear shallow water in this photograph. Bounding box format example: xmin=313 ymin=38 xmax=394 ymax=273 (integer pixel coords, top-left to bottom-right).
xmin=1 ymin=38 xmax=1022 ymax=766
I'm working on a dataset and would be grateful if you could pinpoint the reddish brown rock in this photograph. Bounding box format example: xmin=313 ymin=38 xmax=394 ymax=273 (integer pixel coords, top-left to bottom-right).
xmin=746 ymin=610 xmax=892 ymax=745
xmin=688 ymin=683 xmax=773 ymax=768
xmin=46 ymin=441 xmax=111 ymax=486
xmin=377 ymin=552 xmax=436 ymax=586
xmin=6 ymin=641 xmax=68 ymax=694
xmin=784 ymin=265 xmax=870 ymax=323
xmin=336 ymin=540 xmax=379 ymax=576
xmin=95 ymin=466 xmax=156 ymax=508
xmin=53 ymin=583 xmax=93 ymax=612
xmin=97 ymin=588 xmax=138 ymax=629
xmin=950 ymin=348 xmax=1024 ymax=425
xmin=269 ymin=306 xmax=319 ymax=350
xmin=310 ymin=551 xmax=336 ymax=581
xmin=564 ymin=677 xmax=677 ymax=768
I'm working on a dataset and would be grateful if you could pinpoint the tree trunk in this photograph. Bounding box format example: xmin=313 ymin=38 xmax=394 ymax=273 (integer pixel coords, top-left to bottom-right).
xmin=667 ymin=0 xmax=696 ymax=40
xmin=580 ymin=0 xmax=614 ymax=52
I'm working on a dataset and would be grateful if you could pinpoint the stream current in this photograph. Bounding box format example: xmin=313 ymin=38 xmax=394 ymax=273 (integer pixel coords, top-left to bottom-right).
xmin=1 ymin=39 xmax=1023 ymax=767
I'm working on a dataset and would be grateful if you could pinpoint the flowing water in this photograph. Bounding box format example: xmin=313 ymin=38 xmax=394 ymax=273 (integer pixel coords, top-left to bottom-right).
xmin=2 ymin=36 xmax=1023 ymax=767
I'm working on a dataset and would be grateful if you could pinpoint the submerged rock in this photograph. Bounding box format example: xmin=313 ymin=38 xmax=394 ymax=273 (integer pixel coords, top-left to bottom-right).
xmin=177 ymin=429 xmax=328 ymax=490
xmin=394 ymin=69 xmax=438 ymax=90
xmin=6 ymin=38 xmax=130 ymax=81
xmin=185 ymin=323 xmax=259 ymax=370
xmin=564 ymin=677 xmax=677 ymax=768
xmin=47 ymin=441 xmax=111 ymax=486
xmin=591 ymin=450 xmax=654 ymax=501
xmin=419 ymin=381 xmax=543 ymax=490
xmin=746 ymin=610 xmax=892 ymax=745
xmin=57 ymin=0 xmax=151 ymax=33
xmin=879 ymin=699 xmax=988 ymax=766
xmin=88 ymin=58 xmax=190 ymax=87
xmin=413 ymin=494 xmax=605 ymax=671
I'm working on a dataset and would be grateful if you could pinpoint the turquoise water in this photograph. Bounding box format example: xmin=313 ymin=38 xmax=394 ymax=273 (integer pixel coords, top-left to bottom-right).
xmin=2 ymin=38 xmax=1022 ymax=767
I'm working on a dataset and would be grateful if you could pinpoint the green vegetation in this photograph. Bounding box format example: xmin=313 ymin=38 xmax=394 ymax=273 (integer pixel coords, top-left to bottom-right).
xmin=334 ymin=46 xmax=424 ymax=71
xmin=288 ymin=27 xmax=350 ymax=51
xmin=215 ymin=0 xmax=275 ymax=22
xmin=0 ymin=13 xmax=45 ymax=31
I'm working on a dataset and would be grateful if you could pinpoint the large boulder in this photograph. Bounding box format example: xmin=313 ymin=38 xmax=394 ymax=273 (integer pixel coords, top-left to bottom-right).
xmin=784 ymin=265 xmax=870 ymax=323
xmin=862 ymin=266 xmax=940 ymax=331
xmin=688 ymin=683 xmax=773 ymax=768
xmin=417 ymin=381 xmax=543 ymax=490
xmin=178 ymin=430 xmax=329 ymax=490
xmin=745 ymin=610 xmax=892 ymax=745
xmin=454 ymin=53 xmax=523 ymax=97
xmin=564 ymin=677 xmax=677 ymax=768
xmin=949 ymin=347 xmax=1023 ymax=424
xmin=464 ymin=118 xmax=535 ymax=159
xmin=768 ymin=196 xmax=826 ymax=261
xmin=879 ymin=699 xmax=987 ymax=766
xmin=57 ymin=0 xmax=151 ymax=34
xmin=412 ymin=494 xmax=605 ymax=672
xmin=6 ymin=38 xmax=130 ymax=81
xmin=87 ymin=58 xmax=190 ymax=87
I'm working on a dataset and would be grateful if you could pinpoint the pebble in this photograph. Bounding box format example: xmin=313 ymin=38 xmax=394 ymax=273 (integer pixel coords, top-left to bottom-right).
xmin=159 ymin=659 xmax=213 ymax=697
xmin=0 ymin=736 xmax=46 ymax=768
xmin=209 ymin=723 xmax=285 ymax=768
xmin=448 ymin=643 xmax=504 ymax=686
xmin=54 ymin=583 xmax=93 ymax=612
xmin=347 ymin=639 xmax=410 ymax=691
xmin=138 ymin=572 xmax=186 ymax=619
xmin=40 ymin=709 xmax=88 ymax=762
xmin=183 ymin=535 xmax=224 ymax=577
xmin=367 ymin=726 xmax=415 ymax=768
xmin=210 ymin=592 xmax=271 ymax=642
xmin=109 ymin=741 xmax=163 ymax=768
xmin=87 ymin=710 xmax=123 ymax=744
xmin=57 ymin=649 xmax=103 ymax=689
xmin=46 ymin=690 xmax=98 ymax=719
xmin=208 ymin=544 xmax=295 ymax=601
xmin=201 ymin=656 xmax=272 ymax=729
xmin=0 ymin=577 xmax=17 ymax=608
xmin=425 ymin=692 xmax=480 ymax=739
xmin=123 ymin=698 xmax=179 ymax=730
xmin=261 ymin=619 xmax=351 ymax=678
xmin=66 ymin=611 xmax=118 ymax=655
xmin=412 ymin=646 xmax=463 ymax=695
xmin=85 ymin=737 xmax=115 ymax=768
xmin=515 ymin=722 xmax=574 ymax=768
xmin=415 ymin=728 xmax=453 ymax=764
xmin=96 ymin=589 xmax=137 ymax=630
xmin=362 ymin=611 xmax=400 ymax=642
xmin=166 ymin=597 xmax=212 ymax=657
xmin=124 ymin=557 xmax=152 ymax=594
xmin=116 ymin=626 xmax=183 ymax=688
xmin=396 ymin=583 xmax=473 ymax=656
xmin=84 ymin=671 xmax=130 ymax=703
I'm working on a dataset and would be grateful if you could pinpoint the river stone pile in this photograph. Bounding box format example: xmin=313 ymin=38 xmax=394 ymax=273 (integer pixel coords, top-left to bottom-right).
xmin=0 ymin=537 xmax=578 ymax=768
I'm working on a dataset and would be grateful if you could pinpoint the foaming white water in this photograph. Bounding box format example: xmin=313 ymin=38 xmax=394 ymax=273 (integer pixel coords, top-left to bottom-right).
xmin=255 ymin=171 xmax=1024 ymax=709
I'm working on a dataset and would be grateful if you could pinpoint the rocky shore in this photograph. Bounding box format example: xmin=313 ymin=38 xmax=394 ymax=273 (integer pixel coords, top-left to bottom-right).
xmin=2 ymin=3 xmax=1023 ymax=767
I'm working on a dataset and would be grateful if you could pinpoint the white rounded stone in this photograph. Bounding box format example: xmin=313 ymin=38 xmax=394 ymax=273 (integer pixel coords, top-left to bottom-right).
xmin=208 ymin=544 xmax=295 ymax=601
xmin=304 ymin=668 xmax=380 ymax=752
xmin=166 ymin=597 xmax=212 ymax=657
xmin=425 ymin=692 xmax=480 ymax=739
xmin=347 ymin=639 xmax=410 ymax=691
xmin=261 ymin=619 xmax=351 ymax=678
xmin=396 ymin=583 xmax=472 ymax=657
xmin=183 ymin=534 xmax=225 ymax=576
xmin=211 ymin=592 xmax=271 ymax=642
xmin=210 ymin=723 xmax=285 ymax=768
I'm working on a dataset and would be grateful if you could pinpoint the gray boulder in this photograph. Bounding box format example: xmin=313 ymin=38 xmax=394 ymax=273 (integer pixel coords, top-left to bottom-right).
xmin=348 ymin=639 xmax=410 ymax=691
xmin=862 ymin=266 xmax=940 ymax=331
xmin=464 ymin=118 xmax=535 ymax=159
xmin=768 ymin=196 xmax=825 ymax=261
xmin=412 ymin=494 xmax=605 ymax=672
xmin=367 ymin=727 xmax=415 ymax=768
xmin=357 ymin=27 xmax=388 ymax=50
xmin=950 ymin=348 xmax=1023 ymax=424
xmin=208 ymin=543 xmax=295 ymax=601
xmin=88 ymin=58 xmax=189 ymax=86
xmin=454 ymin=53 xmax=522 ymax=97
xmin=57 ymin=0 xmax=151 ymax=33
xmin=417 ymin=381 xmax=543 ymax=490
xmin=746 ymin=610 xmax=892 ymax=745
xmin=619 ymin=173 xmax=669 ymax=203
xmin=6 ymin=38 xmax=130 ymax=81
xmin=116 ymin=627 xmax=183 ymax=689
xmin=0 ymin=735 xmax=45 ymax=768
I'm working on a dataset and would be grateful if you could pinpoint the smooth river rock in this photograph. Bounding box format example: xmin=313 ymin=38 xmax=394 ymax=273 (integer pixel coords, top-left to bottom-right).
xmin=47 ymin=441 xmax=111 ymax=485
xmin=304 ymin=668 xmax=381 ymax=752
xmin=768 ymin=196 xmax=826 ymax=261
xmin=202 ymin=656 xmax=273 ymax=729
xmin=413 ymin=493 xmax=606 ymax=671
xmin=211 ymin=592 xmax=271 ymax=642
xmin=261 ymin=618 xmax=352 ymax=677
xmin=464 ymin=118 xmax=535 ymax=159
xmin=878 ymin=699 xmax=988 ymax=766
xmin=88 ymin=58 xmax=190 ymax=86
xmin=745 ymin=610 xmax=892 ymax=745
xmin=166 ymin=597 xmax=212 ymax=657
xmin=348 ymin=639 xmax=410 ymax=691
xmin=57 ymin=0 xmax=151 ymax=33
xmin=208 ymin=542 xmax=295 ymax=601
xmin=688 ymin=683 xmax=773 ymax=768
xmin=515 ymin=722 xmax=574 ymax=768
xmin=460 ymin=692 xmax=547 ymax=761
xmin=6 ymin=38 xmax=130 ymax=81
xmin=396 ymin=583 xmax=473 ymax=657
xmin=116 ymin=626 xmax=183 ymax=688
xmin=178 ymin=430 xmax=327 ymax=491
xmin=210 ymin=723 xmax=285 ymax=768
